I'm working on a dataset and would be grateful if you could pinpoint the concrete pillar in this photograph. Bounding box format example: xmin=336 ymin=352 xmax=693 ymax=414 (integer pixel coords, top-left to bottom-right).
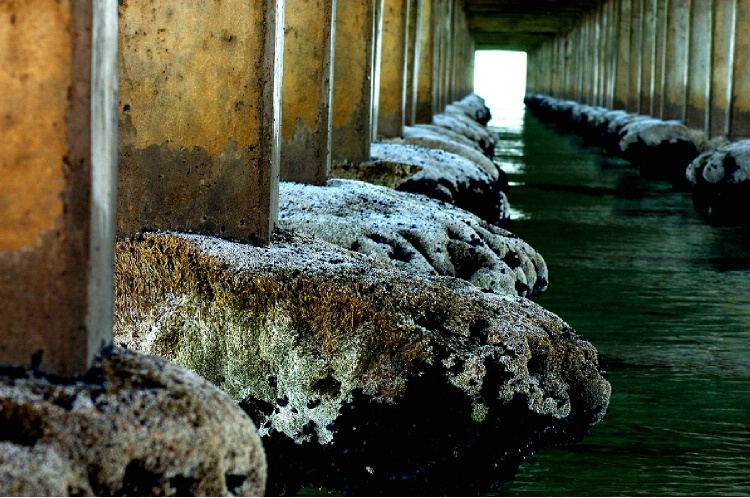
xmin=0 ymin=1 xmax=117 ymax=374
xmin=117 ymin=0 xmax=284 ymax=243
xmin=416 ymin=0 xmax=436 ymax=122
xmin=640 ymin=0 xmax=655 ymax=114
xmin=653 ymin=0 xmax=668 ymax=117
xmin=686 ymin=0 xmax=712 ymax=133
xmin=405 ymin=0 xmax=422 ymax=125
xmin=709 ymin=0 xmax=736 ymax=137
xmin=729 ymin=0 xmax=750 ymax=138
xmin=663 ymin=0 xmax=690 ymax=121
xmin=280 ymin=0 xmax=335 ymax=185
xmin=616 ymin=0 xmax=633 ymax=110
xmin=377 ymin=0 xmax=410 ymax=137
xmin=332 ymin=0 xmax=377 ymax=164
xmin=628 ymin=0 xmax=644 ymax=113
xmin=371 ymin=0 xmax=385 ymax=140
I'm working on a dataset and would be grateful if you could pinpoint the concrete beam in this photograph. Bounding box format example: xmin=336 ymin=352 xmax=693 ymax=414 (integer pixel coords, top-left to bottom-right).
xmin=280 ymin=0 xmax=335 ymax=185
xmin=117 ymin=0 xmax=283 ymax=243
xmin=377 ymin=0 xmax=410 ymax=137
xmin=332 ymin=0 xmax=377 ymax=164
xmin=0 ymin=0 xmax=117 ymax=374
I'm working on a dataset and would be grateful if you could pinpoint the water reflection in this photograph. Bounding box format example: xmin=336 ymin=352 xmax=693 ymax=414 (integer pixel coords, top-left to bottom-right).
xmin=494 ymin=110 xmax=750 ymax=496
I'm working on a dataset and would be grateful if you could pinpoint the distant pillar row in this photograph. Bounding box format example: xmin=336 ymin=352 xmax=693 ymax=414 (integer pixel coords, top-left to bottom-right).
xmin=0 ymin=0 xmax=478 ymax=374
xmin=527 ymin=0 xmax=750 ymax=140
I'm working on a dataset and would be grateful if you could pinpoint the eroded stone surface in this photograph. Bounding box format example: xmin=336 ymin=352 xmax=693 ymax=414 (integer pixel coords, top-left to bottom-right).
xmin=278 ymin=179 xmax=546 ymax=297
xmin=687 ymin=140 xmax=750 ymax=222
xmin=383 ymin=133 xmax=502 ymax=182
xmin=115 ymin=231 xmax=610 ymax=495
xmin=368 ymin=142 xmax=509 ymax=224
xmin=433 ymin=113 xmax=497 ymax=158
xmin=0 ymin=347 xmax=267 ymax=496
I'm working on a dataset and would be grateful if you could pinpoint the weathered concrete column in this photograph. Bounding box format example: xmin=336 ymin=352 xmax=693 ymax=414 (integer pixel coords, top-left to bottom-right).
xmin=640 ymin=0 xmax=656 ymax=115
xmin=729 ymin=0 xmax=750 ymax=138
xmin=628 ymin=0 xmax=644 ymax=113
xmin=616 ymin=0 xmax=633 ymax=110
xmin=405 ymin=0 xmax=422 ymax=125
xmin=663 ymin=0 xmax=689 ymax=121
xmin=686 ymin=0 xmax=712 ymax=132
xmin=332 ymin=0 xmax=377 ymax=164
xmin=377 ymin=0 xmax=410 ymax=137
xmin=652 ymin=0 xmax=668 ymax=117
xmin=117 ymin=0 xmax=283 ymax=243
xmin=709 ymin=0 xmax=736 ymax=137
xmin=280 ymin=0 xmax=335 ymax=184
xmin=0 ymin=1 xmax=118 ymax=374
xmin=415 ymin=0 xmax=437 ymax=122
xmin=371 ymin=0 xmax=385 ymax=140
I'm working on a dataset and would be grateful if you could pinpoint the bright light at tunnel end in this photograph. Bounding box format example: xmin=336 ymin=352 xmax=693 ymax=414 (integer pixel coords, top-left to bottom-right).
xmin=474 ymin=50 xmax=527 ymax=126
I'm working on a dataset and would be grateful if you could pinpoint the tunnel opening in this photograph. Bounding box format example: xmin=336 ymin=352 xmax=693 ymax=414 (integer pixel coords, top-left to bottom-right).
xmin=473 ymin=50 xmax=527 ymax=127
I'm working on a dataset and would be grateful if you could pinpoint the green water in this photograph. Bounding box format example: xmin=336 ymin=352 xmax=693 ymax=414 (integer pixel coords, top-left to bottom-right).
xmin=492 ymin=110 xmax=750 ymax=496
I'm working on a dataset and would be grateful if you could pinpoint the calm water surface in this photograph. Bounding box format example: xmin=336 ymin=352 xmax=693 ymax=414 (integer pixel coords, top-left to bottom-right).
xmin=492 ymin=109 xmax=750 ymax=496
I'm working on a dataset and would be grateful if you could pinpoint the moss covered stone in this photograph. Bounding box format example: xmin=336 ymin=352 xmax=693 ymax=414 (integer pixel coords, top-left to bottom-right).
xmin=115 ymin=231 xmax=610 ymax=495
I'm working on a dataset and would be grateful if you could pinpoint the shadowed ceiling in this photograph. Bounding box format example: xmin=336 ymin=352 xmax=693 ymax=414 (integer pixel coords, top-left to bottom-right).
xmin=464 ymin=0 xmax=603 ymax=51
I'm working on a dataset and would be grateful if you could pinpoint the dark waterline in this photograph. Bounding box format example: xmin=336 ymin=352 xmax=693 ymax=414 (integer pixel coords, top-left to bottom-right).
xmin=492 ymin=110 xmax=750 ymax=496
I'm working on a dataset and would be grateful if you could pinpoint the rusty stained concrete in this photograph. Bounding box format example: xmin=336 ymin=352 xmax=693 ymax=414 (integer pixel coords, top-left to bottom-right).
xmin=377 ymin=0 xmax=409 ymax=138
xmin=117 ymin=0 xmax=282 ymax=242
xmin=0 ymin=0 xmax=71 ymax=251
xmin=280 ymin=0 xmax=334 ymax=185
xmin=0 ymin=0 xmax=105 ymax=375
xmin=331 ymin=0 xmax=377 ymax=165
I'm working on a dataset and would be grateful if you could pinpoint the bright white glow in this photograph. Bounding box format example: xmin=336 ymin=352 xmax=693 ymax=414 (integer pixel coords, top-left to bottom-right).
xmin=473 ymin=50 xmax=527 ymax=126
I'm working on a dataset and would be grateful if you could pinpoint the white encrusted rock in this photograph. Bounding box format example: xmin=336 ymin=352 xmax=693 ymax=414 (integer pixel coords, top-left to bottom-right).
xmin=114 ymin=231 xmax=611 ymax=496
xmin=0 ymin=348 xmax=267 ymax=496
xmin=368 ymin=142 xmax=509 ymax=224
xmin=278 ymin=179 xmax=546 ymax=297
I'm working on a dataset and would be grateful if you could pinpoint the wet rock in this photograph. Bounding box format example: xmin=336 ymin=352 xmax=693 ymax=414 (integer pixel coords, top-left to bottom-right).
xmin=368 ymin=142 xmax=509 ymax=224
xmin=114 ymin=231 xmax=611 ymax=496
xmin=619 ymin=119 xmax=702 ymax=183
xmin=433 ymin=113 xmax=497 ymax=158
xmin=442 ymin=94 xmax=493 ymax=126
xmin=686 ymin=140 xmax=750 ymax=223
xmin=382 ymin=133 xmax=503 ymax=183
xmin=278 ymin=179 xmax=546 ymax=297
xmin=405 ymin=124 xmax=483 ymax=151
xmin=0 ymin=347 xmax=267 ymax=496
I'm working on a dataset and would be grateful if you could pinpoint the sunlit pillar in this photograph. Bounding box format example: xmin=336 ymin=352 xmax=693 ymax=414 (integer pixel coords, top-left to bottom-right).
xmin=405 ymin=0 xmax=422 ymax=125
xmin=332 ymin=0 xmax=377 ymax=164
xmin=0 ymin=1 xmax=117 ymax=374
xmin=118 ymin=0 xmax=284 ymax=243
xmin=377 ymin=0 xmax=410 ymax=137
xmin=280 ymin=0 xmax=335 ymax=184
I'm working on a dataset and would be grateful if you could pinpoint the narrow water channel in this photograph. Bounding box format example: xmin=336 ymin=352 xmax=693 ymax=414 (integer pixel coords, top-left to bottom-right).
xmin=492 ymin=109 xmax=750 ymax=495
